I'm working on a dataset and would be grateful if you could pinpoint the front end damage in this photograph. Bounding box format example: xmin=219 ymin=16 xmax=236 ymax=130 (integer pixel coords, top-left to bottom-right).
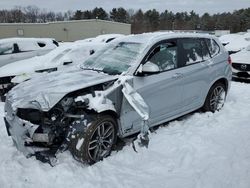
xmin=4 ymin=97 xmax=91 ymax=165
xmin=4 ymin=76 xmax=150 ymax=165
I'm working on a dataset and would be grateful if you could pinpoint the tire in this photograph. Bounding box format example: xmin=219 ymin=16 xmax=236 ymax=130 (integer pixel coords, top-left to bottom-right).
xmin=202 ymin=82 xmax=227 ymax=113
xmin=68 ymin=114 xmax=117 ymax=165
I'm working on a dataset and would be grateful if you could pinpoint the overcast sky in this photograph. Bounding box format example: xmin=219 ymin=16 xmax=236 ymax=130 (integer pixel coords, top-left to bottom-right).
xmin=0 ymin=0 xmax=250 ymax=15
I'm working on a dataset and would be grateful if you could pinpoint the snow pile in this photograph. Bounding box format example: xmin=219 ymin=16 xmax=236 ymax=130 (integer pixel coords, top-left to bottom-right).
xmin=1 ymin=82 xmax=250 ymax=188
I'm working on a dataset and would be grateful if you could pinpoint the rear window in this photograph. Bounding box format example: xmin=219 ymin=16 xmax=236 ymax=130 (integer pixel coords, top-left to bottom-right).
xmin=205 ymin=39 xmax=220 ymax=57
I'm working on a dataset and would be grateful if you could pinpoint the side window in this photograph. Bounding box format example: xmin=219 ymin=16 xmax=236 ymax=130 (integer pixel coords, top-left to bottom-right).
xmin=147 ymin=41 xmax=177 ymax=72
xmin=205 ymin=38 xmax=220 ymax=57
xmin=178 ymin=38 xmax=203 ymax=66
xmin=37 ymin=42 xmax=46 ymax=48
xmin=200 ymin=39 xmax=211 ymax=60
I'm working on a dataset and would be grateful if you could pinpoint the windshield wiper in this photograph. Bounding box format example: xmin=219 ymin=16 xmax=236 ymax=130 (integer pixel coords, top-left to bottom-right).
xmin=81 ymin=67 xmax=103 ymax=73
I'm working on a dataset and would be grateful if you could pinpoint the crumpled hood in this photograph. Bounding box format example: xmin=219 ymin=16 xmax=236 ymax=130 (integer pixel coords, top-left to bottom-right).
xmin=7 ymin=68 xmax=118 ymax=111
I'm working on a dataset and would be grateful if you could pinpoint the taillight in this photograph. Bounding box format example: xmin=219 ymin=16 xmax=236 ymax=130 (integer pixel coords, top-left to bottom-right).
xmin=228 ymin=56 xmax=232 ymax=65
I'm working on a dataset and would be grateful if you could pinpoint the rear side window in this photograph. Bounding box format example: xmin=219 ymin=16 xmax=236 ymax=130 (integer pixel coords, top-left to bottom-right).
xmin=178 ymin=38 xmax=203 ymax=66
xmin=205 ymin=39 xmax=220 ymax=57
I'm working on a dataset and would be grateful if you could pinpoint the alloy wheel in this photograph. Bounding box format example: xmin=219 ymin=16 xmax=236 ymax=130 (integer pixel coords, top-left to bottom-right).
xmin=87 ymin=121 xmax=115 ymax=162
xmin=210 ymin=86 xmax=226 ymax=111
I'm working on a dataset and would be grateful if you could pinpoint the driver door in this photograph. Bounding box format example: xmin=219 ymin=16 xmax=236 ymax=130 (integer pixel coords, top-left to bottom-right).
xmin=132 ymin=40 xmax=184 ymax=129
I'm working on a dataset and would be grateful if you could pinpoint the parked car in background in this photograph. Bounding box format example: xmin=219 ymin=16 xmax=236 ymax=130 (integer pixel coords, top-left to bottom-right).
xmin=92 ymin=34 xmax=124 ymax=43
xmin=231 ymin=45 xmax=250 ymax=80
xmin=0 ymin=41 xmax=106 ymax=100
xmin=219 ymin=33 xmax=250 ymax=54
xmin=0 ymin=38 xmax=58 ymax=67
xmin=75 ymin=34 xmax=124 ymax=44
xmin=4 ymin=32 xmax=231 ymax=165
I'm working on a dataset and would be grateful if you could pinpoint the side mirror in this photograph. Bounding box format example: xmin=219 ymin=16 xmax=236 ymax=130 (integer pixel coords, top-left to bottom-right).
xmin=90 ymin=49 xmax=95 ymax=55
xmin=139 ymin=61 xmax=160 ymax=74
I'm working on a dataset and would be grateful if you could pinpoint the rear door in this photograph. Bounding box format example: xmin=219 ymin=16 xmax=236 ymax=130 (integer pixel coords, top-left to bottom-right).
xmin=176 ymin=38 xmax=212 ymax=111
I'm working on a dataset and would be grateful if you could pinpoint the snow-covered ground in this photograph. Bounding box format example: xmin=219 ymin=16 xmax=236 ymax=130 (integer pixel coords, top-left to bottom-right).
xmin=0 ymin=81 xmax=250 ymax=188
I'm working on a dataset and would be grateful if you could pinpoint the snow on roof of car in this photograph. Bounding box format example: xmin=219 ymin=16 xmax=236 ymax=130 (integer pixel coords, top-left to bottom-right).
xmin=114 ymin=31 xmax=214 ymax=46
xmin=74 ymin=34 xmax=124 ymax=44
xmin=231 ymin=49 xmax=250 ymax=65
xmin=0 ymin=37 xmax=57 ymax=51
xmin=92 ymin=34 xmax=125 ymax=43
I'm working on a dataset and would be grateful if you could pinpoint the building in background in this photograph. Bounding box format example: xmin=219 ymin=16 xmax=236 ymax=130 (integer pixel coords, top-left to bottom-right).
xmin=0 ymin=19 xmax=131 ymax=41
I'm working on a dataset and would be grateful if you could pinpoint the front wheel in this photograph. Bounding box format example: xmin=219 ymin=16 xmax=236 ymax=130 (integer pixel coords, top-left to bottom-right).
xmin=68 ymin=114 xmax=117 ymax=165
xmin=202 ymin=82 xmax=226 ymax=112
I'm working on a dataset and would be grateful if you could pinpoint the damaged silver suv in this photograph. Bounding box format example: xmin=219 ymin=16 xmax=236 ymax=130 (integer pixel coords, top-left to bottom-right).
xmin=4 ymin=32 xmax=232 ymax=165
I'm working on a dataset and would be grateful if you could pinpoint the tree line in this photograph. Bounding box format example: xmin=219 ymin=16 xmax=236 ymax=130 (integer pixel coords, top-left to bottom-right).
xmin=0 ymin=6 xmax=249 ymax=33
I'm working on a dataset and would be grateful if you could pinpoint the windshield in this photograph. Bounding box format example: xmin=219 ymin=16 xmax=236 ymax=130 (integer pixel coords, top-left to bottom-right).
xmin=81 ymin=42 xmax=143 ymax=75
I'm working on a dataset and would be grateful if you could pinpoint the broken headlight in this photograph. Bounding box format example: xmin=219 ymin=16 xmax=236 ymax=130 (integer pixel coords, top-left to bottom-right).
xmin=17 ymin=108 xmax=43 ymax=124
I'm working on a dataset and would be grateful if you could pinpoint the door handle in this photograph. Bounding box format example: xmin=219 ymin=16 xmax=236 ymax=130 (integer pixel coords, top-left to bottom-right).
xmin=172 ymin=73 xmax=183 ymax=79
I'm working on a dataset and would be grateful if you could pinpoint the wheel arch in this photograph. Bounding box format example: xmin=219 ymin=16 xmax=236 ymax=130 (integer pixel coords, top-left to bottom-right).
xmin=98 ymin=110 xmax=119 ymax=119
xmin=210 ymin=77 xmax=229 ymax=93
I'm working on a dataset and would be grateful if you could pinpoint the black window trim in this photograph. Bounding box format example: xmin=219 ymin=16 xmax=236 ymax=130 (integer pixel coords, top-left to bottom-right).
xmin=204 ymin=38 xmax=221 ymax=58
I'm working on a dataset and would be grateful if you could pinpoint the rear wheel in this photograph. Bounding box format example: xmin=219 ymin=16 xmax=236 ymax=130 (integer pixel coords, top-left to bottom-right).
xmin=68 ymin=114 xmax=117 ymax=164
xmin=203 ymin=82 xmax=226 ymax=112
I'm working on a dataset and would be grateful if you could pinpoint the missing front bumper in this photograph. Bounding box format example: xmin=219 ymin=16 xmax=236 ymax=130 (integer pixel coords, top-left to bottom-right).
xmin=4 ymin=116 xmax=62 ymax=165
